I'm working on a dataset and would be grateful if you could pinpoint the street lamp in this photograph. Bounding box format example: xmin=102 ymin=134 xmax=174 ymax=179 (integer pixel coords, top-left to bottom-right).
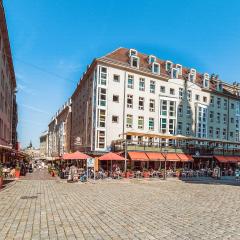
xmin=163 ymin=149 xmax=168 ymax=180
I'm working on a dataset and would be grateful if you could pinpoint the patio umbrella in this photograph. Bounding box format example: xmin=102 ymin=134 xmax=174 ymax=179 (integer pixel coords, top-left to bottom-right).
xmin=98 ymin=152 xmax=126 ymax=171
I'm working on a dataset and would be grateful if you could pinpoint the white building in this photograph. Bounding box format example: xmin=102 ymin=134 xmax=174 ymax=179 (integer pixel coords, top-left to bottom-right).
xmin=70 ymin=47 xmax=240 ymax=153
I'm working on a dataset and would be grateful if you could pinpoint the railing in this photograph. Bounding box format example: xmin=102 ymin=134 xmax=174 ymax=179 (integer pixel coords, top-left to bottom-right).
xmin=112 ymin=140 xmax=240 ymax=156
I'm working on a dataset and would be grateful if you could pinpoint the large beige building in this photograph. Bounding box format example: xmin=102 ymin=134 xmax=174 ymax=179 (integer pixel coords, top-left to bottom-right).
xmin=70 ymin=47 xmax=240 ymax=153
xmin=47 ymin=99 xmax=72 ymax=157
xmin=0 ymin=2 xmax=17 ymax=162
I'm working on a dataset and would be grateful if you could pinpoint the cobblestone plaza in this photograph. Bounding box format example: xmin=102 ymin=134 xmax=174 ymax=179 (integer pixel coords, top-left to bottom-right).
xmin=0 ymin=170 xmax=240 ymax=240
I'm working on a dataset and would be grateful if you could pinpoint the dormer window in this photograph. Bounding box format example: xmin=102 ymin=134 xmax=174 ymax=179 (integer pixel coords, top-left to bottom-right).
xmin=148 ymin=55 xmax=156 ymax=64
xmin=190 ymin=68 xmax=196 ymax=76
xmin=129 ymin=49 xmax=137 ymax=56
xmin=188 ymin=73 xmax=195 ymax=82
xmin=176 ymin=64 xmax=182 ymax=75
xmin=130 ymin=56 xmax=139 ymax=68
xmin=217 ymin=81 xmax=223 ymax=92
xmin=171 ymin=68 xmax=178 ymax=79
xmin=165 ymin=61 xmax=173 ymax=72
xmin=152 ymin=62 xmax=160 ymax=75
xmin=203 ymin=73 xmax=209 ymax=88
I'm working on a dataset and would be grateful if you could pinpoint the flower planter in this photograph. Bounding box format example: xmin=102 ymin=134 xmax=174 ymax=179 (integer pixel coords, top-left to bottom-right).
xmin=143 ymin=171 xmax=150 ymax=178
xmin=15 ymin=170 xmax=20 ymax=178
xmin=0 ymin=176 xmax=3 ymax=189
xmin=125 ymin=172 xmax=131 ymax=178
xmin=51 ymin=171 xmax=55 ymax=177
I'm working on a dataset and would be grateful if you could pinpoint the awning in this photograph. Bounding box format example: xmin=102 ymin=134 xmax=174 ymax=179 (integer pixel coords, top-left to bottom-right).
xmin=214 ymin=155 xmax=239 ymax=163
xmin=177 ymin=153 xmax=194 ymax=162
xmin=164 ymin=153 xmax=181 ymax=161
xmin=128 ymin=152 xmax=148 ymax=161
xmin=62 ymin=151 xmax=91 ymax=160
xmin=99 ymin=152 xmax=126 ymax=161
xmin=146 ymin=152 xmax=165 ymax=161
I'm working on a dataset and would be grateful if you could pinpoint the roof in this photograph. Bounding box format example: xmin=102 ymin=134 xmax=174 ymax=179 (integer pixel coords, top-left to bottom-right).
xmin=98 ymin=152 xmax=126 ymax=161
xmin=62 ymin=151 xmax=90 ymax=160
xmin=100 ymin=47 xmax=240 ymax=99
xmin=214 ymin=155 xmax=240 ymax=163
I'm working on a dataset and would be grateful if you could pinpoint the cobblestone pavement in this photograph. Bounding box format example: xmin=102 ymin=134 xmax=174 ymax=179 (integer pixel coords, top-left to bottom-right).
xmin=0 ymin=170 xmax=240 ymax=240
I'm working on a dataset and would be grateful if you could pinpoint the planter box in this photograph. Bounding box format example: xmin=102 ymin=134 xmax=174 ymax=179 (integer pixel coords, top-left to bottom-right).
xmin=15 ymin=170 xmax=20 ymax=178
xmin=143 ymin=172 xmax=150 ymax=178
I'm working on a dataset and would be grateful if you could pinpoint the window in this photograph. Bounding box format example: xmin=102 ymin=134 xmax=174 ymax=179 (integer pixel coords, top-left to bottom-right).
xmin=195 ymin=94 xmax=200 ymax=101
xmin=170 ymin=88 xmax=175 ymax=95
xmin=98 ymin=109 xmax=106 ymax=127
xmin=231 ymin=117 xmax=234 ymax=123
xmin=231 ymin=103 xmax=235 ymax=109
xmin=210 ymin=96 xmax=214 ymax=106
xmin=187 ymin=106 xmax=191 ymax=115
xmin=99 ymin=66 xmax=107 ymax=85
xmin=139 ymin=97 xmax=144 ymax=110
xmin=149 ymin=99 xmax=155 ymax=112
xmin=236 ymin=130 xmax=240 ymax=142
xmin=160 ymin=118 xmax=167 ymax=133
xmin=230 ymin=132 xmax=234 ymax=138
xmin=138 ymin=116 xmax=144 ymax=129
xmin=188 ymin=73 xmax=195 ymax=82
xmin=187 ymin=90 xmax=192 ymax=101
xmin=97 ymin=130 xmax=105 ymax=148
xmin=224 ymin=99 xmax=228 ymax=110
xmin=127 ymin=95 xmax=133 ymax=108
xmin=113 ymin=74 xmax=120 ymax=82
xmin=160 ymin=86 xmax=165 ymax=93
xmin=139 ymin=78 xmax=145 ymax=91
xmin=178 ymin=105 xmax=183 ymax=117
xmin=223 ymin=129 xmax=227 ymax=139
xmin=152 ymin=62 xmax=160 ymax=74
xmin=203 ymin=96 xmax=207 ymax=103
xmin=149 ymin=118 xmax=154 ymax=130
xmin=165 ymin=61 xmax=172 ymax=72
xmin=203 ymin=73 xmax=209 ymax=88
xmin=179 ymin=88 xmax=183 ymax=99
xmin=129 ymin=49 xmax=137 ymax=56
xmin=98 ymin=88 xmax=106 ymax=106
xmin=150 ymin=80 xmax=155 ymax=93
xmin=177 ymin=122 xmax=182 ymax=134
xmin=148 ymin=55 xmax=156 ymax=64
xmin=176 ymin=64 xmax=182 ymax=75
xmin=169 ymin=101 xmax=176 ymax=117
xmin=169 ymin=119 xmax=175 ymax=134
xmin=128 ymin=75 xmax=134 ymax=89
xmin=171 ymin=68 xmax=178 ymax=79
xmin=217 ymin=113 xmax=220 ymax=123
xmin=217 ymin=98 xmax=221 ymax=108
xmin=210 ymin=111 xmax=214 ymax=122
xmin=216 ymin=128 xmax=220 ymax=138
xmin=131 ymin=56 xmax=139 ymax=68
xmin=126 ymin=115 xmax=133 ymax=128
xmin=112 ymin=116 xmax=119 ymax=123
xmin=161 ymin=100 xmax=167 ymax=116
xmin=113 ymin=95 xmax=119 ymax=103
xmin=186 ymin=123 xmax=191 ymax=135
xmin=209 ymin=127 xmax=213 ymax=138
xmin=223 ymin=114 xmax=227 ymax=124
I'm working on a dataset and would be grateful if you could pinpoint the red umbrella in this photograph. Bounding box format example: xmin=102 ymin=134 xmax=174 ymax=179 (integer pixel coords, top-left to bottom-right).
xmin=98 ymin=152 xmax=126 ymax=161
xmin=62 ymin=151 xmax=90 ymax=160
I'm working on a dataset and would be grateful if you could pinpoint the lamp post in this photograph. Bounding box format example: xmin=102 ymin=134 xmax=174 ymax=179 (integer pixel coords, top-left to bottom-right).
xmin=163 ymin=149 xmax=168 ymax=180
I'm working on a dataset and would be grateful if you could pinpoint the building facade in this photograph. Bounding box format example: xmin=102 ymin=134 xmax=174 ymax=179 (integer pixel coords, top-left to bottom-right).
xmin=47 ymin=99 xmax=72 ymax=157
xmin=70 ymin=47 xmax=240 ymax=153
xmin=40 ymin=131 xmax=48 ymax=158
xmin=0 ymin=2 xmax=17 ymax=162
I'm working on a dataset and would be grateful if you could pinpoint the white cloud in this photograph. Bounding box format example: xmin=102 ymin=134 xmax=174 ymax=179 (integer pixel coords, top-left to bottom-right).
xmin=20 ymin=104 xmax=49 ymax=115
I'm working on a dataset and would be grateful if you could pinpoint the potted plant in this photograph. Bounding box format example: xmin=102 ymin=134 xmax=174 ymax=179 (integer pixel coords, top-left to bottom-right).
xmin=0 ymin=164 xmax=3 ymax=189
xmin=15 ymin=164 xmax=21 ymax=178
xmin=125 ymin=169 xmax=131 ymax=178
xmin=175 ymin=168 xmax=182 ymax=178
xmin=143 ymin=168 xmax=150 ymax=178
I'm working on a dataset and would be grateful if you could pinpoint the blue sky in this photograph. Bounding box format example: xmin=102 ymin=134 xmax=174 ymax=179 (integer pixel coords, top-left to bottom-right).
xmin=4 ymin=0 xmax=240 ymax=148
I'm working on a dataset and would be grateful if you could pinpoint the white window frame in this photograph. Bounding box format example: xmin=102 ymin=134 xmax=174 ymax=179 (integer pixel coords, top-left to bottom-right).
xmin=176 ymin=64 xmax=182 ymax=75
xmin=127 ymin=75 xmax=134 ymax=89
xmin=203 ymin=73 xmax=209 ymax=89
xmin=150 ymin=80 xmax=155 ymax=93
xmin=149 ymin=118 xmax=154 ymax=130
xmin=130 ymin=56 xmax=139 ymax=68
xmin=129 ymin=48 xmax=137 ymax=56
xmin=139 ymin=97 xmax=144 ymax=110
xmin=152 ymin=62 xmax=160 ymax=75
xmin=149 ymin=99 xmax=155 ymax=112
xmin=165 ymin=60 xmax=173 ymax=72
xmin=127 ymin=94 xmax=133 ymax=108
xmin=171 ymin=68 xmax=178 ymax=79
xmin=139 ymin=78 xmax=145 ymax=91
xmin=138 ymin=116 xmax=144 ymax=129
xmin=126 ymin=114 xmax=133 ymax=128
xmin=148 ymin=55 xmax=156 ymax=64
